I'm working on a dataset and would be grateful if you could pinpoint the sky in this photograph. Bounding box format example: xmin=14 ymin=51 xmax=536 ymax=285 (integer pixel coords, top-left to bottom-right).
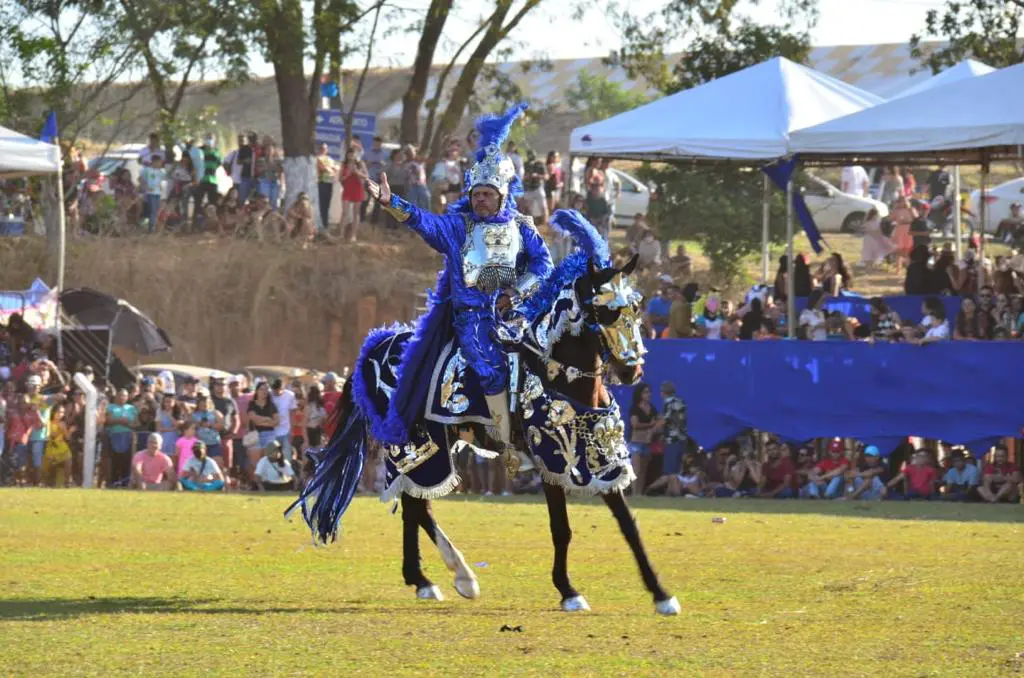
xmin=249 ymin=0 xmax=951 ymax=77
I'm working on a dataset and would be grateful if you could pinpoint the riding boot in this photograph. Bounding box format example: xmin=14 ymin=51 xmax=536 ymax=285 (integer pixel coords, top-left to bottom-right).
xmin=484 ymin=391 xmax=534 ymax=476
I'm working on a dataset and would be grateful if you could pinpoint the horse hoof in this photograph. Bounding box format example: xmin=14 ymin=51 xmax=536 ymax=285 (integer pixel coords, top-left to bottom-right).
xmin=655 ymin=596 xmax=681 ymax=616
xmin=416 ymin=585 xmax=444 ymax=601
xmin=454 ymin=573 xmax=480 ymax=600
xmin=560 ymin=595 xmax=591 ymax=612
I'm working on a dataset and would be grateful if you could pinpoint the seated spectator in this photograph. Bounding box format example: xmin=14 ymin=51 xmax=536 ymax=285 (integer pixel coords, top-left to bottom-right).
xmin=887 ymin=450 xmax=940 ymax=500
xmin=842 ymin=445 xmax=888 ymax=500
xmin=941 ymin=451 xmax=979 ymax=501
xmin=716 ymin=446 xmax=760 ymax=498
xmin=869 ymin=297 xmax=902 ymax=343
xmin=646 ymin=454 xmax=703 ymax=498
xmin=792 ymin=445 xmax=816 ymax=495
xmin=977 ymin=444 xmax=1021 ymax=504
xmin=825 ymin=310 xmax=852 ymax=341
xmin=180 ymin=441 xmax=226 ymax=492
xmin=625 ymin=213 xmax=648 ymax=250
xmin=799 ymin=290 xmax=827 ymax=341
xmin=806 ymin=438 xmax=848 ymax=499
xmin=174 ymin=420 xmax=200 ymax=477
xmin=758 ymin=441 xmax=795 ymax=498
xmin=703 ymin=446 xmax=732 ymax=495
xmin=909 ymin=297 xmax=950 ymax=344
xmin=669 ymin=244 xmax=692 ymax=279
xmin=131 ymin=432 xmax=176 ymax=490
xmin=636 ymin=230 xmax=662 ymax=269
xmin=694 ymin=292 xmax=725 ymax=340
xmin=954 ymin=297 xmax=981 ymax=340
xmin=644 ymin=280 xmax=673 ymax=338
xmin=254 ymin=440 xmax=296 ymax=491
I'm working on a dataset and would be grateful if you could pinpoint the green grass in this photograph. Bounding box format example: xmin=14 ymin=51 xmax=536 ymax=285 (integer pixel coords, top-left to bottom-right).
xmin=1 ymin=490 xmax=1022 ymax=676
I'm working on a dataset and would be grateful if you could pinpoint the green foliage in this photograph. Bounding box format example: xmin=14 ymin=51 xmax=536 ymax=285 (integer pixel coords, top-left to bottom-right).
xmin=610 ymin=0 xmax=817 ymax=280
xmin=910 ymin=0 xmax=1024 ymax=72
xmin=564 ymin=70 xmax=651 ymax=124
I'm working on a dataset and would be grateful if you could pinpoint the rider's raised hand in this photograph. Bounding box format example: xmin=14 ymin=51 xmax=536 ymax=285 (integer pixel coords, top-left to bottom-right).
xmin=369 ymin=172 xmax=391 ymax=204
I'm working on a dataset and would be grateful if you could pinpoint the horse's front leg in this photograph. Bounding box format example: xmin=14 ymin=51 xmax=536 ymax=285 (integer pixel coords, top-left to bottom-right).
xmin=401 ymin=493 xmax=443 ymax=600
xmin=413 ymin=496 xmax=480 ymax=599
xmin=543 ymin=483 xmax=589 ymax=611
xmin=602 ymin=490 xmax=681 ymax=615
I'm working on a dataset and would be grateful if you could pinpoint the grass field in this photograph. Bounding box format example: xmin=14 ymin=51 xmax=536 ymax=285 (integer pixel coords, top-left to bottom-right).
xmin=1 ymin=490 xmax=1022 ymax=677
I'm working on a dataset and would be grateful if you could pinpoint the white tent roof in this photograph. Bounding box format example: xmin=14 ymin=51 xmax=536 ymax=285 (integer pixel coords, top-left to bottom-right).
xmin=0 ymin=125 xmax=60 ymax=177
xmin=568 ymin=57 xmax=883 ymax=162
xmin=891 ymin=59 xmax=995 ymax=99
xmin=790 ymin=62 xmax=1024 ymax=163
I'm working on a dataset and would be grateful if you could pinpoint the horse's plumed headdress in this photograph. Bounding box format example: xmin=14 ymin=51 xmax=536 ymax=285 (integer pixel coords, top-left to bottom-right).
xmin=549 ymin=209 xmax=611 ymax=268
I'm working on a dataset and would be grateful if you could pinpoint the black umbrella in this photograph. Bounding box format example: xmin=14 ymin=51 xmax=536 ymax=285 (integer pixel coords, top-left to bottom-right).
xmin=60 ymin=287 xmax=172 ymax=355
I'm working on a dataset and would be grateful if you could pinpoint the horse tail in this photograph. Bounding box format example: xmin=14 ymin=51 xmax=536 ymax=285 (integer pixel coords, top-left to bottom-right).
xmin=285 ymin=389 xmax=368 ymax=544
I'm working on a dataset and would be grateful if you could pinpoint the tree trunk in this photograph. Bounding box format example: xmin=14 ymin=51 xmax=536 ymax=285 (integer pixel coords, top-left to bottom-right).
xmin=400 ymin=0 xmax=451 ymax=145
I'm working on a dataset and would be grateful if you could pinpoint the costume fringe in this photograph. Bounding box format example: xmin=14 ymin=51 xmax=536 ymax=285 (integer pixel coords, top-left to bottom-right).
xmin=536 ymin=461 xmax=636 ymax=497
xmin=380 ymin=470 xmax=463 ymax=502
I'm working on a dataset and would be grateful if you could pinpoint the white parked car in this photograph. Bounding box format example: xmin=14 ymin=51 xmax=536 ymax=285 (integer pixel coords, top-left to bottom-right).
xmin=968 ymin=177 xmax=1024 ymax=234
xmin=802 ymin=175 xmax=889 ymax=233
xmin=605 ymin=167 xmax=651 ymax=225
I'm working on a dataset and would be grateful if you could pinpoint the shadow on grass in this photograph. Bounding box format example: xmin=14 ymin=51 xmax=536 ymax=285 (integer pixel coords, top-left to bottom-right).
xmin=435 ymin=494 xmax=1024 ymax=524
xmin=0 ymin=597 xmax=390 ymax=621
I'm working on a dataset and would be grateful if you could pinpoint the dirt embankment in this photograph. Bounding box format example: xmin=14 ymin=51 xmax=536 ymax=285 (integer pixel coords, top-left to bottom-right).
xmin=0 ymin=234 xmax=441 ymax=371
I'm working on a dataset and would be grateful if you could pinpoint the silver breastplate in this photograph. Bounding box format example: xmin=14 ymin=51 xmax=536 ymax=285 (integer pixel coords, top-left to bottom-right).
xmin=462 ymin=218 xmax=522 ymax=294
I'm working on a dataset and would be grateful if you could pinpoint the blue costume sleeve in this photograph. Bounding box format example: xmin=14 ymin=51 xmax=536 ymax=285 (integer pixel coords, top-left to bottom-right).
xmin=520 ymin=219 xmax=554 ymax=280
xmin=380 ymin=194 xmax=462 ymax=253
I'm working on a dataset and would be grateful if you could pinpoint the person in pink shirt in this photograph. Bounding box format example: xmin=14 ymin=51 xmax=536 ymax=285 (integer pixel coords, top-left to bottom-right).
xmin=174 ymin=421 xmax=200 ymax=476
xmin=6 ymin=394 xmax=43 ymax=486
xmin=131 ymin=433 xmax=176 ymax=490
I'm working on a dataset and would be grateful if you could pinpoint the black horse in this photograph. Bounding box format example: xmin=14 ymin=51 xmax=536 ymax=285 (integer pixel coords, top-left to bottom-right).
xmin=290 ymin=210 xmax=677 ymax=615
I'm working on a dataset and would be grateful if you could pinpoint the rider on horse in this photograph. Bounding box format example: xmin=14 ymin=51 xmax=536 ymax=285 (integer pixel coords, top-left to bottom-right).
xmin=367 ymin=102 xmax=552 ymax=465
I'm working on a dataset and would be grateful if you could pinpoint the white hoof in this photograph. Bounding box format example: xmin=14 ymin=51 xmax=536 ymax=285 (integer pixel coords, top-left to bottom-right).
xmin=655 ymin=596 xmax=681 ymax=616
xmin=454 ymin=573 xmax=480 ymax=600
xmin=560 ymin=595 xmax=591 ymax=612
xmin=416 ymin=585 xmax=444 ymax=601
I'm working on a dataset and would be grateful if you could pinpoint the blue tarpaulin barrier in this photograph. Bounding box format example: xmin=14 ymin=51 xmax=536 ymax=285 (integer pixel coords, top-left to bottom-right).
xmin=610 ymin=339 xmax=1022 ymax=457
xmin=791 ymin=293 xmax=961 ymax=328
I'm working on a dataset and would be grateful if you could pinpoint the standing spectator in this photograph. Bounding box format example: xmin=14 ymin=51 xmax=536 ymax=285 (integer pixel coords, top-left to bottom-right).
xmin=246 ymin=381 xmax=280 ymax=469
xmin=627 ymin=384 xmax=661 ymax=495
xmin=270 ymin=379 xmax=297 ymax=460
xmin=658 ymin=382 xmax=687 ymax=478
xmin=806 ymin=439 xmax=848 ymax=499
xmin=6 ymin=394 xmax=38 ymax=486
xmin=225 ymin=134 xmax=255 ymax=202
xmin=520 ymin=151 xmax=548 ymax=224
xmin=339 ymin=147 xmax=368 ymax=242
xmin=256 ymin=137 xmax=283 ymax=210
xmin=384 ymin=149 xmax=407 ymax=229
xmin=926 ymin=166 xmax=951 ymax=202
xmin=842 ymin=445 xmax=888 ymax=500
xmin=668 ymin=244 xmax=692 ymax=280
xmin=174 ymin=421 xmax=200 ymax=477
xmin=430 ymin=140 xmax=464 ymax=213
xmin=156 ymin=394 xmax=181 ymax=459
xmin=403 ymin=145 xmax=430 ymax=211
xmin=138 ymin=132 xmax=161 ymax=166
xmin=793 ymin=254 xmax=813 ymax=297
xmin=668 ymin=283 xmax=695 ymax=338
xmin=130 ymin=433 xmax=175 ymax=491
xmin=180 ymin=441 xmax=226 ymax=492
xmin=112 ymin=168 xmax=142 ymax=227
xmin=178 ymin=376 xmax=200 ymax=409
xmin=230 ymin=375 xmax=251 ymax=472
xmin=363 ymin=136 xmax=388 ymax=223
xmin=132 ymin=391 xmax=158 ymax=457
xmin=860 ymin=208 xmax=894 ymax=266
xmin=506 ymin=141 xmax=523 ymax=178
xmin=887 ymin=450 xmax=940 ymax=500
xmin=321 ymin=372 xmax=342 ymax=419
xmin=104 ymin=389 xmax=137 ymax=486
xmin=290 ymin=388 xmax=308 ymax=453
xmin=941 ymin=451 xmax=979 ymax=501
xmin=65 ymin=389 xmax=87 ymax=486
xmin=25 ymin=375 xmax=53 ymax=486
xmin=799 ymin=290 xmax=828 ymax=341
xmin=545 ymin=151 xmax=564 ymax=214
xmin=889 ymin=196 xmax=918 ymax=267
xmin=758 ymin=441 xmax=795 ymax=498
xmin=139 ymin=154 xmax=165 ymax=232
xmin=977 ymin=445 xmax=1021 ymax=504
xmin=817 ymin=253 xmax=852 ymax=296
xmin=601 ymin=159 xmax=621 ymax=226
xmin=191 ymin=395 xmax=225 ymax=462
xmin=305 ymin=385 xmax=326 ymax=449
xmin=254 ymin=440 xmax=296 ymax=491
xmin=584 ymin=182 xmax=611 ymax=240
xmin=167 ymin=153 xmax=195 ymax=229
xmin=840 ymin=164 xmax=869 ymax=197
xmin=198 ymin=134 xmax=222 ymax=212
xmin=315 ymin=143 xmax=337 ymax=231
xmin=880 ymin=166 xmax=905 ymax=204
xmin=210 ymin=377 xmax=238 ymax=476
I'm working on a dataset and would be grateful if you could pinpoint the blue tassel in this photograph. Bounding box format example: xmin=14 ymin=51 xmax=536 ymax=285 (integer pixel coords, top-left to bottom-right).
xmin=285 ymin=405 xmax=368 ymax=544
xmin=550 ymin=209 xmax=611 ymax=267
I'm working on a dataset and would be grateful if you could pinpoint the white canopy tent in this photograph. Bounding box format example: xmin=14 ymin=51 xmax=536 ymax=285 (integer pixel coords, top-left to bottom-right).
xmin=891 ymin=59 xmax=995 ymax=99
xmin=789 ymin=62 xmax=1024 ymax=164
xmin=0 ymin=124 xmax=60 ymax=177
xmin=569 ymin=56 xmax=883 ymax=162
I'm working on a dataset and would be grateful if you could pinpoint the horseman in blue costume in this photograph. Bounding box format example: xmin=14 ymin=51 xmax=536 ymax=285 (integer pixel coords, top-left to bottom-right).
xmin=366 ymin=103 xmax=552 ymax=463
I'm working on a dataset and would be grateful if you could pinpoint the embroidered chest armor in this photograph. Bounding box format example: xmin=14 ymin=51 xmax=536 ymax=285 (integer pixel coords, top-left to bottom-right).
xmin=461 ymin=217 xmax=524 ymax=294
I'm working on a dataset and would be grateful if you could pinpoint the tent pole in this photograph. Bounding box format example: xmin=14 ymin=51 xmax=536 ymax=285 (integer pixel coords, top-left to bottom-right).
xmin=761 ymin=172 xmax=770 ymax=283
xmin=952 ymin=166 xmax=962 ymax=261
xmin=786 ymin=169 xmax=795 ymax=338
xmin=54 ymin=140 xmax=66 ymax=363
xmin=979 ymin=157 xmax=988 ymax=279
xmin=105 ymin=307 xmax=122 ymax=385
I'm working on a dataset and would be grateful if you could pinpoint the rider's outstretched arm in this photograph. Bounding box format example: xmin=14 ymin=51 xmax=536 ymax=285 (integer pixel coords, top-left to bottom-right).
xmin=369 ymin=175 xmax=458 ymax=253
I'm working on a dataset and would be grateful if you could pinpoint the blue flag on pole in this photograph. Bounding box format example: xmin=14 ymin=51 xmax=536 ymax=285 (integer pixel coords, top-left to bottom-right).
xmin=762 ymin=158 xmax=826 ymax=254
xmin=320 ymin=81 xmax=339 ymax=98
xmin=39 ymin=112 xmax=58 ymax=144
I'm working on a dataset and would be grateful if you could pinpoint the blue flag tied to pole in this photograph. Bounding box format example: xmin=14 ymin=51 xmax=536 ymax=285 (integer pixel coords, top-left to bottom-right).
xmin=320 ymin=81 xmax=339 ymax=98
xmin=39 ymin=112 xmax=59 ymax=144
xmin=762 ymin=158 xmax=826 ymax=254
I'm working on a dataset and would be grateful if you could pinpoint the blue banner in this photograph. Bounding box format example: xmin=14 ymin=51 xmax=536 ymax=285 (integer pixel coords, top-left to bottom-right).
xmin=610 ymin=339 xmax=1024 ymax=456
xmin=791 ymin=293 xmax=961 ymax=328
xmin=315 ymin=110 xmax=376 ymax=160
xmin=762 ymin=159 xmax=826 ymax=254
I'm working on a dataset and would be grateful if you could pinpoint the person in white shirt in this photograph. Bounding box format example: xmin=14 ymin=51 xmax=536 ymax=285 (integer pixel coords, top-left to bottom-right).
xmin=270 ymin=378 xmax=297 ymax=460
xmin=799 ymin=290 xmax=828 ymax=341
xmin=180 ymin=441 xmax=226 ymax=491
xmin=916 ymin=297 xmax=950 ymax=344
xmin=138 ymin=132 xmax=161 ymax=167
xmin=139 ymin=155 xmax=166 ymax=232
xmin=254 ymin=440 xmax=296 ymax=491
xmin=841 ymin=165 xmax=870 ymax=198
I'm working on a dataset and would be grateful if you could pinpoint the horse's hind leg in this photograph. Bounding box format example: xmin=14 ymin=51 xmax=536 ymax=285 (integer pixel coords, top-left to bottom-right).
xmin=543 ymin=483 xmax=589 ymax=611
xmin=413 ymin=497 xmax=480 ymax=599
xmin=601 ymin=490 xmax=681 ymax=615
xmin=401 ymin=493 xmax=442 ymax=600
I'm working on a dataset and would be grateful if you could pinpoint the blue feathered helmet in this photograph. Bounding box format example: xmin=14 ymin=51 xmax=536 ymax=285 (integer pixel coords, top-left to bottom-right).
xmin=463 ymin=102 xmax=528 ymax=207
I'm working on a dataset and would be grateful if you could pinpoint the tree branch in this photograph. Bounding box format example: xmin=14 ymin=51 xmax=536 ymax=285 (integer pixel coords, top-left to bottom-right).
xmin=345 ymin=0 xmax=385 ymax=142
